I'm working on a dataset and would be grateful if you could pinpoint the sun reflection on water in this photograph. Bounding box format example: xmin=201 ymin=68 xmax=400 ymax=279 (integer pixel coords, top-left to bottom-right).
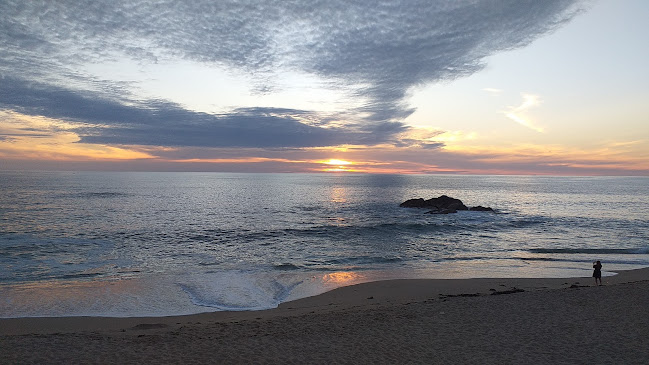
xmin=329 ymin=186 xmax=347 ymax=203
xmin=320 ymin=271 xmax=364 ymax=284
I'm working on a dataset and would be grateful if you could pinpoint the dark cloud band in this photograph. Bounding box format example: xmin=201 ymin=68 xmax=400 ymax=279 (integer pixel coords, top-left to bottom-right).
xmin=0 ymin=77 xmax=403 ymax=148
xmin=0 ymin=0 xmax=586 ymax=148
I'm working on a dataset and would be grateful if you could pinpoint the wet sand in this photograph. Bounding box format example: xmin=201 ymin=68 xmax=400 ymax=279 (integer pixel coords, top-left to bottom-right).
xmin=2 ymin=268 xmax=648 ymax=364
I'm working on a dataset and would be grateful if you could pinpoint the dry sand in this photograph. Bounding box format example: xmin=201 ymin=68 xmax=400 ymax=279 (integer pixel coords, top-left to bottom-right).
xmin=1 ymin=268 xmax=648 ymax=364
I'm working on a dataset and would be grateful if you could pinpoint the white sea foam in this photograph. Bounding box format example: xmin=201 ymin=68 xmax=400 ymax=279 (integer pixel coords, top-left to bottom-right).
xmin=176 ymin=271 xmax=306 ymax=311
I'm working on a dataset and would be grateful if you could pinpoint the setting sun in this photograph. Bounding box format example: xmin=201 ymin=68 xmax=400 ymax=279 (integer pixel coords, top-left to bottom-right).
xmin=321 ymin=159 xmax=354 ymax=172
xmin=324 ymin=159 xmax=352 ymax=166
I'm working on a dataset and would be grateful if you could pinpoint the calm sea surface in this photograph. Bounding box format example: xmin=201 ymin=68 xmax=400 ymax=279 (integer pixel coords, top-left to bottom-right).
xmin=1 ymin=172 xmax=648 ymax=317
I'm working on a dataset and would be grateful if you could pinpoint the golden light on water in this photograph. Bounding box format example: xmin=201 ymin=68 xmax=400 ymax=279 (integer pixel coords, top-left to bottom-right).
xmin=321 ymin=271 xmax=363 ymax=284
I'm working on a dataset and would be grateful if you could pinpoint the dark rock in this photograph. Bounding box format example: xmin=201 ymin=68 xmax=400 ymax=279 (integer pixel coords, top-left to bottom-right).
xmin=399 ymin=198 xmax=427 ymax=208
xmin=401 ymin=195 xmax=497 ymax=214
xmin=469 ymin=206 xmax=494 ymax=212
xmin=426 ymin=195 xmax=468 ymax=211
xmin=400 ymin=195 xmax=468 ymax=211
xmin=425 ymin=208 xmax=457 ymax=214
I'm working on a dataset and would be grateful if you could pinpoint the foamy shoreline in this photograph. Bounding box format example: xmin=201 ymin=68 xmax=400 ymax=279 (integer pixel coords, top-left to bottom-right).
xmin=2 ymin=267 xmax=648 ymax=363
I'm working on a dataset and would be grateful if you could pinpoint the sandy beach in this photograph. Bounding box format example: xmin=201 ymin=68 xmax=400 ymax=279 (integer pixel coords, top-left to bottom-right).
xmin=2 ymin=268 xmax=648 ymax=364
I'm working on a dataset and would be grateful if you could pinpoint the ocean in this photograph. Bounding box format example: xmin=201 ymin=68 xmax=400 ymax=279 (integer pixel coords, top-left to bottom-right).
xmin=1 ymin=171 xmax=648 ymax=318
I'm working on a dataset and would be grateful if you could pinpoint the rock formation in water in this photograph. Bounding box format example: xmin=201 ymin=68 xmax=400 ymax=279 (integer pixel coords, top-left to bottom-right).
xmin=468 ymin=205 xmax=494 ymax=212
xmin=400 ymin=195 xmax=493 ymax=214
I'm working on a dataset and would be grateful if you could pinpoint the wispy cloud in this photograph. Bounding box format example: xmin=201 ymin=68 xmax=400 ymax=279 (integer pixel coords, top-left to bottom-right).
xmin=483 ymin=88 xmax=503 ymax=96
xmin=504 ymin=93 xmax=545 ymax=132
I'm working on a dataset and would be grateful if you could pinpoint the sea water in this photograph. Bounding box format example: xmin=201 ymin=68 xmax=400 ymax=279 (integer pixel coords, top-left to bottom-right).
xmin=1 ymin=171 xmax=648 ymax=317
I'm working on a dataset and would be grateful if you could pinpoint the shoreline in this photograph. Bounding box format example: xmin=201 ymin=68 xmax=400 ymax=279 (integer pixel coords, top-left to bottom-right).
xmin=1 ymin=267 xmax=647 ymax=335
xmin=1 ymin=262 xmax=635 ymax=319
xmin=2 ymin=267 xmax=648 ymax=363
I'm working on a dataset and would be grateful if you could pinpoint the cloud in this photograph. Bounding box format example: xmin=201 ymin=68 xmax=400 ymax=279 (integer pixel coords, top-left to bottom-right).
xmin=483 ymin=88 xmax=503 ymax=95
xmin=0 ymin=0 xmax=587 ymax=149
xmin=504 ymin=93 xmax=545 ymax=132
xmin=0 ymin=77 xmax=408 ymax=148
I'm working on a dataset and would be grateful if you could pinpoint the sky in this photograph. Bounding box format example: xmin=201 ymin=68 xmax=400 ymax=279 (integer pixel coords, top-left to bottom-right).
xmin=0 ymin=0 xmax=647 ymax=175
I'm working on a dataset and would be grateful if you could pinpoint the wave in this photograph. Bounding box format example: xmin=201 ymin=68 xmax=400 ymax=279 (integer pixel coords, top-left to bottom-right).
xmin=529 ymin=248 xmax=649 ymax=255
xmin=273 ymin=263 xmax=303 ymax=271
xmin=281 ymin=220 xmax=507 ymax=239
xmin=177 ymin=272 xmax=303 ymax=311
xmin=56 ymin=272 xmax=105 ymax=280
xmin=519 ymin=256 xmax=649 ymax=267
xmin=321 ymin=255 xmax=404 ymax=266
xmin=270 ymin=256 xmax=405 ymax=271
xmin=56 ymin=192 xmax=130 ymax=199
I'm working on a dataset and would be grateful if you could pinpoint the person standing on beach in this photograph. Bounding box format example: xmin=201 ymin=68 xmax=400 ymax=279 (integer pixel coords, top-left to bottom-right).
xmin=593 ymin=260 xmax=602 ymax=286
